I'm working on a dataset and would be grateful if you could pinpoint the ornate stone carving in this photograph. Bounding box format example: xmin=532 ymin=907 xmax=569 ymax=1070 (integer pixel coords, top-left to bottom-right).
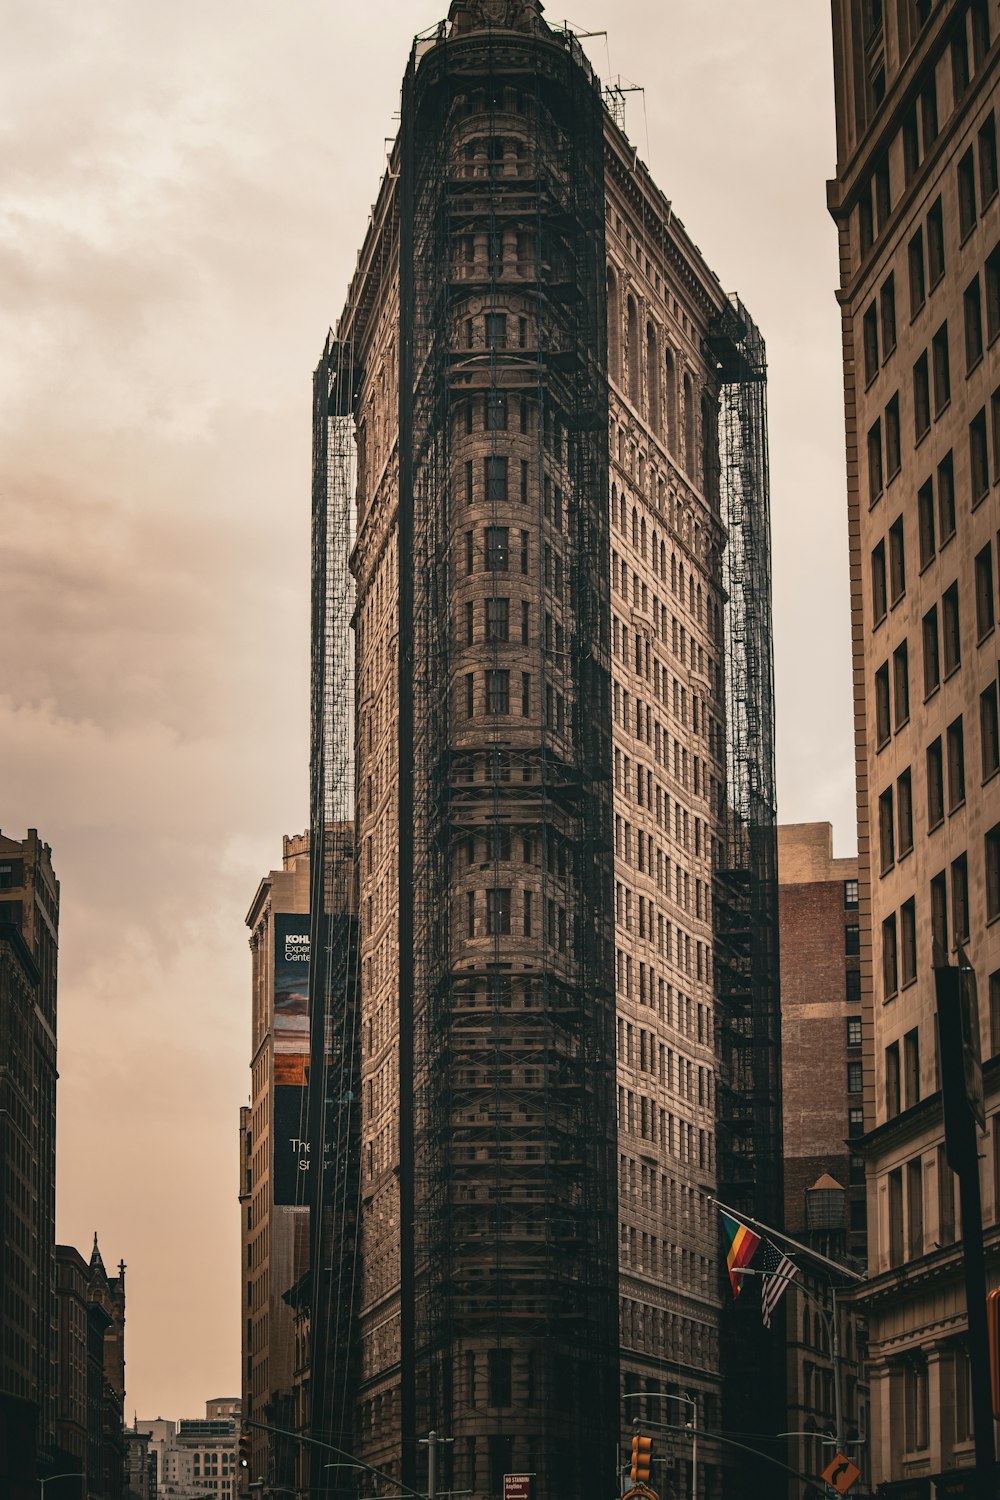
xmin=449 ymin=0 xmax=543 ymax=34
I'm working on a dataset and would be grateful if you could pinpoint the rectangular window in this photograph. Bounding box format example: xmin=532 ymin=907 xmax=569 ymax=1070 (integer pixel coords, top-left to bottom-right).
xmin=975 ymin=544 xmax=995 ymax=637
xmin=523 ymin=888 xmax=532 ymax=936
xmin=883 ymin=913 xmax=899 ymax=998
xmin=913 ymin=352 xmax=931 ymax=441
xmin=875 ymin=662 xmax=891 ymax=747
xmin=520 ymin=458 xmax=528 ymax=503
xmin=923 ymin=605 xmax=940 ymax=696
xmin=918 ymin=477 xmax=935 ymax=567
xmin=845 ymin=878 xmax=860 ymax=909
xmin=847 ymin=967 xmax=862 ymax=1001
xmin=881 ymin=272 xmax=897 ymax=354
xmin=987 ymin=245 xmax=1000 ymax=354
xmin=952 ymin=852 xmax=970 ymax=943
xmin=485 ymin=313 xmax=507 ymax=349
xmin=484 ymin=456 xmax=508 ymax=502
xmin=906 ymin=1155 xmax=924 ymax=1256
xmin=972 ymin=0 xmax=992 ymax=65
xmin=885 ymin=393 xmax=901 ymax=477
xmin=893 ymin=640 xmax=910 ymax=726
xmin=987 ymin=824 xmax=1000 ymax=922
xmin=879 ymin=786 xmax=896 ymax=873
xmin=932 ymin=322 xmax=951 ymax=413
xmin=886 ymin=1041 xmax=901 ymax=1117
xmin=863 ymin=301 xmax=879 ymax=383
xmin=863 ymin=301 xmax=875 ymax=384
xmin=942 ymin=581 xmax=961 ymax=674
xmin=947 ymin=715 xmax=966 ymax=810
xmin=848 ymin=1060 xmax=863 ymax=1093
xmin=466 ymin=672 xmax=475 ymax=718
xmin=485 ymin=596 xmax=509 ymax=642
xmin=467 ymin=890 xmax=476 ymax=937
xmin=971 ymin=408 xmax=989 ymax=503
xmin=937 ymin=451 xmax=956 ymax=541
xmin=981 ymin=681 xmax=1000 ymax=779
xmin=485 ymin=526 xmax=509 ymax=571
xmin=903 ymin=104 xmax=920 ymax=183
xmin=921 ymin=69 xmax=938 ymax=145
xmin=909 ymin=227 xmax=926 ymax=317
xmin=898 ymin=767 xmax=914 ymax=855
xmin=901 ymin=899 xmax=917 ymax=987
xmin=930 ymin=869 xmax=948 ymax=959
xmin=466 ymin=599 xmax=475 ymax=645
xmin=846 ymin=923 xmax=861 ymax=957
xmin=958 ymin=146 xmax=978 ymax=239
xmin=953 ymin=25 xmax=971 ymax=100
xmin=847 ymin=1016 xmax=863 ymax=1048
xmin=465 ymin=457 xmax=474 ymax=505
xmin=904 ymin=1026 xmax=920 ymax=1106
xmin=487 ymin=1347 xmax=512 ymax=1406
xmin=889 ymin=515 xmax=905 ymax=601
xmin=485 ymin=888 xmax=511 ymax=936
xmin=875 ymin=155 xmax=891 ymax=229
xmin=486 ymin=391 xmax=507 ymax=430
xmin=465 ymin=529 xmax=474 ymax=575
xmin=965 ymin=276 xmax=984 ymax=368
xmin=868 ymin=418 xmax=884 ymax=500
xmin=848 ymin=1105 xmax=864 ymax=1138
xmin=486 ymin=669 xmax=510 ymax=715
xmin=927 ymin=736 xmax=945 ymax=828
xmin=521 ymin=671 xmax=530 ymax=716
xmin=872 ymin=540 xmax=887 ymax=623
xmin=520 ymin=530 xmax=529 ymax=574
xmin=927 ymin=196 xmax=945 ymax=286
xmin=859 ymin=189 xmax=874 ymax=256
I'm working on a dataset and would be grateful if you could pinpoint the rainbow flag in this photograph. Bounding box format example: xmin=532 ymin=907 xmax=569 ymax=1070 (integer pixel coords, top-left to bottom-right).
xmin=721 ymin=1210 xmax=760 ymax=1298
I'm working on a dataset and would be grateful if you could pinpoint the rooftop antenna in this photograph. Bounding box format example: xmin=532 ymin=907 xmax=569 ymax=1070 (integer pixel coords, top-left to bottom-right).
xmin=603 ymin=74 xmax=643 ymax=134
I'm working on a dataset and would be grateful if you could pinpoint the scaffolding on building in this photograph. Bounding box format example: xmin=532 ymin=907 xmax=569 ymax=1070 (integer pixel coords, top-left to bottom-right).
xmin=307 ymin=336 xmax=362 ymax=1498
xmin=394 ymin=16 xmax=618 ymax=1500
xmin=707 ymin=298 xmax=786 ymax=1483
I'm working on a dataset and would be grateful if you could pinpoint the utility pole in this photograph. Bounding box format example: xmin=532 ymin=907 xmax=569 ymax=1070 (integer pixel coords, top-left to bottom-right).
xmin=418 ymin=1430 xmax=453 ymax=1500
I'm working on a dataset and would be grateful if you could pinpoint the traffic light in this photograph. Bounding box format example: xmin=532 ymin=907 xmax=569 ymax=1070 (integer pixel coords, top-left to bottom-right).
xmin=988 ymin=1288 xmax=1000 ymax=1419
xmin=629 ymin=1431 xmax=653 ymax=1486
xmin=239 ymin=1428 xmax=252 ymax=1480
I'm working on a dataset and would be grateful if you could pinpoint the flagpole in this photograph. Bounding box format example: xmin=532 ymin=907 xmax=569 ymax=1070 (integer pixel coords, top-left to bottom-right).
xmin=711 ymin=1196 xmax=865 ymax=1282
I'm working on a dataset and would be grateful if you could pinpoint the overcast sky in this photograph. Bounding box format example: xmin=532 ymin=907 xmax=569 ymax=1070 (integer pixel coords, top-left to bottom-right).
xmin=0 ymin=1 xmax=851 ymax=1421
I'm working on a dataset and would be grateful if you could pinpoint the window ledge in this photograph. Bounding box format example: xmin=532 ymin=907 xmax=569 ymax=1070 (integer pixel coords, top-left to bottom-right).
xmin=977 ymin=624 xmax=996 ymax=646
xmin=928 ymin=815 xmax=945 ymax=835
xmin=924 ymin=683 xmax=941 ymax=704
xmin=948 ymin=797 xmax=967 ymax=816
xmin=895 ymin=714 xmax=911 ymax=733
xmin=934 ymin=396 xmax=952 ymax=421
xmin=943 ymin=662 xmax=962 ymax=683
xmin=914 ymin=424 xmax=931 ymax=450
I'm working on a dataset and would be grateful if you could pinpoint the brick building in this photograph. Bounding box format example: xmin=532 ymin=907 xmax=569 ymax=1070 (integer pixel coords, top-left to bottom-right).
xmin=777 ymin=823 xmax=870 ymax=1492
xmin=828 ymin=0 xmax=1000 ymax=1488
xmin=0 ymin=829 xmax=59 ymax=1463
xmin=311 ymin=4 xmax=780 ymax=1498
xmin=240 ymin=833 xmax=312 ymax=1488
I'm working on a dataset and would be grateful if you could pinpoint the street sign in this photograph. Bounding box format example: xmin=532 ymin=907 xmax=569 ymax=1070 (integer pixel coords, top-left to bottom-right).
xmin=503 ymin=1475 xmax=533 ymax=1500
xmin=822 ymin=1453 xmax=861 ymax=1495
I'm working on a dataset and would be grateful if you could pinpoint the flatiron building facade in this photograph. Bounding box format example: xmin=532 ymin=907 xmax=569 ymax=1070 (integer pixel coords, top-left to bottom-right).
xmin=310 ymin=5 xmax=781 ymax=1498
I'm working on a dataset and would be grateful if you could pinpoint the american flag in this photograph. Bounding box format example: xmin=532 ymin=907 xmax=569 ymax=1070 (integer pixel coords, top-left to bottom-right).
xmin=759 ymin=1237 xmax=799 ymax=1329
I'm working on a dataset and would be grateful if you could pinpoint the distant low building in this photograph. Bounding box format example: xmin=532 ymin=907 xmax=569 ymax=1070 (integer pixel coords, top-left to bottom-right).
xmin=137 ymin=1402 xmax=240 ymax=1500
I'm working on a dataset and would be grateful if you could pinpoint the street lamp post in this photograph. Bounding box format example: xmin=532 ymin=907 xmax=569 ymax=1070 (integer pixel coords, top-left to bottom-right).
xmin=39 ymin=1477 xmax=82 ymax=1500
xmin=623 ymin=1391 xmax=697 ymax=1500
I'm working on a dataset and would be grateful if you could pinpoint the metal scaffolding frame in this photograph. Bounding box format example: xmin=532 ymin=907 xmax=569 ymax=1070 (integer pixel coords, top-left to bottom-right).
xmin=395 ymin=17 xmax=618 ymax=1500
xmin=707 ymin=298 xmax=785 ymax=1484
xmin=308 ymin=336 xmax=362 ymax=1498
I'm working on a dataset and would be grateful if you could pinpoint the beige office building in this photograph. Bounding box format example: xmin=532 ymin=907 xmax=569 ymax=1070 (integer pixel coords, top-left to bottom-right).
xmin=829 ymin=0 xmax=1000 ymax=1489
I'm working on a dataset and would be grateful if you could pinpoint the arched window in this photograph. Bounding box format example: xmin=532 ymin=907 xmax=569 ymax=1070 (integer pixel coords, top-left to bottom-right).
xmin=607 ymin=267 xmax=622 ymax=386
xmin=660 ymin=540 xmax=666 ymax=581
xmin=620 ymin=494 xmax=626 ymax=533
xmin=611 ymin=483 xmax=618 ymax=527
xmin=632 ymin=507 xmax=639 ymax=549
xmin=646 ymin=322 xmax=659 ymax=435
xmin=627 ymin=294 xmax=640 ymax=406
xmin=664 ymin=349 xmax=677 ymax=455
xmin=640 ymin=518 xmax=646 ymax=561
xmin=683 ymin=372 xmax=695 ymax=478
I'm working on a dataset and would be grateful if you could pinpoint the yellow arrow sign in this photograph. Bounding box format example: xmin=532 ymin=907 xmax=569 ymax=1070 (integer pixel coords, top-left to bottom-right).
xmin=821 ymin=1453 xmax=861 ymax=1495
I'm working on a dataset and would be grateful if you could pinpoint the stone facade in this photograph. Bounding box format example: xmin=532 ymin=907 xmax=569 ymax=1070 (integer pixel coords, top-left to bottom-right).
xmin=240 ymin=833 xmax=311 ymax=1487
xmin=829 ymin=0 xmax=1000 ymax=1488
xmin=331 ymin=5 xmax=763 ymax=1498
xmin=0 ymin=829 xmax=59 ymax=1445
xmin=777 ymin=823 xmax=870 ymax=1490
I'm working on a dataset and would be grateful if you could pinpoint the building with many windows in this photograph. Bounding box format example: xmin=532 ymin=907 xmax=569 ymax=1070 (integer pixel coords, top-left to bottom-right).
xmin=309 ymin=4 xmax=781 ymax=1498
xmin=777 ymin=823 xmax=870 ymax=1491
xmin=0 ymin=829 xmax=59 ymax=1457
xmin=829 ymin=0 xmax=1000 ymax=1488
